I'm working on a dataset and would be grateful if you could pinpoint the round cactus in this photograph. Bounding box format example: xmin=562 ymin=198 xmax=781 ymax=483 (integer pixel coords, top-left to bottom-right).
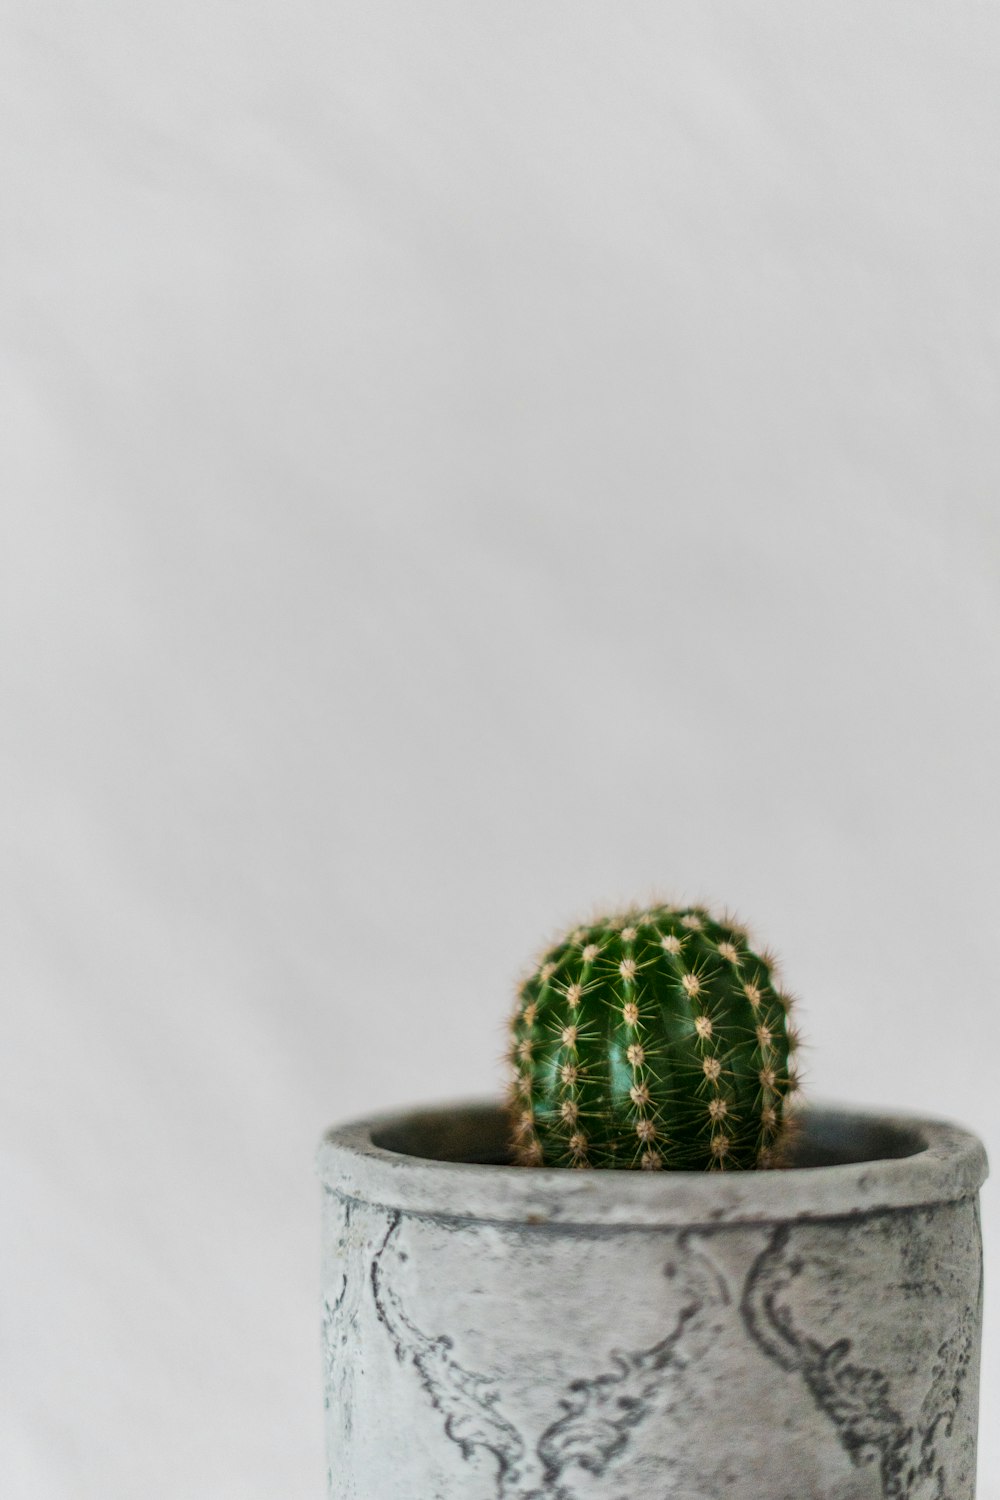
xmin=507 ymin=902 xmax=801 ymax=1171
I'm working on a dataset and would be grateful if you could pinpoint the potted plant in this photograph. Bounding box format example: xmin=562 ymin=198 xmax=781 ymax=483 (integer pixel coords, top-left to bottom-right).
xmin=317 ymin=901 xmax=987 ymax=1499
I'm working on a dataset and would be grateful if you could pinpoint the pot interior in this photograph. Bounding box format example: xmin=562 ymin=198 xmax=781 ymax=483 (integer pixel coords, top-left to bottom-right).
xmin=370 ymin=1103 xmax=926 ymax=1169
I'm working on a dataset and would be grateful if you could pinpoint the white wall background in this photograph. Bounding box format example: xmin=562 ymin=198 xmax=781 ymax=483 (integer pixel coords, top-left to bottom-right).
xmin=3 ymin=3 xmax=999 ymax=1496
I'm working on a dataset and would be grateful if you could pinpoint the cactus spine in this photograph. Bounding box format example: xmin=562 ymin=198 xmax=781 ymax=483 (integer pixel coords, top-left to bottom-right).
xmin=508 ymin=902 xmax=800 ymax=1171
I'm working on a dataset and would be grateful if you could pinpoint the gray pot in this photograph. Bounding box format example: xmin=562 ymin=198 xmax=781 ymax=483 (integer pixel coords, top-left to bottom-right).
xmin=317 ymin=1100 xmax=987 ymax=1500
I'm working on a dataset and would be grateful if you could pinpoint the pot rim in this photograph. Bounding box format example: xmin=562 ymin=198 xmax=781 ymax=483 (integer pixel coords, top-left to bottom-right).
xmin=316 ymin=1097 xmax=988 ymax=1229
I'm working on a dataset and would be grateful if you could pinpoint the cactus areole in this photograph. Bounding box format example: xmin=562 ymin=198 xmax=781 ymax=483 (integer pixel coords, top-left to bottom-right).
xmin=508 ymin=902 xmax=801 ymax=1171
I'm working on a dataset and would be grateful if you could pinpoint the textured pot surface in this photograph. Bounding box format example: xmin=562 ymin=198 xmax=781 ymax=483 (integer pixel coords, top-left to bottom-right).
xmin=318 ymin=1101 xmax=987 ymax=1500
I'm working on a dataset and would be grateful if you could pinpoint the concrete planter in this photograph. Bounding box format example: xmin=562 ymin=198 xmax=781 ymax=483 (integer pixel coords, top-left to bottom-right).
xmin=317 ymin=1100 xmax=987 ymax=1500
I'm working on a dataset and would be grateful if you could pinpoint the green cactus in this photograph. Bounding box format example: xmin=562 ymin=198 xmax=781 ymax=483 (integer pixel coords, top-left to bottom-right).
xmin=507 ymin=902 xmax=801 ymax=1171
